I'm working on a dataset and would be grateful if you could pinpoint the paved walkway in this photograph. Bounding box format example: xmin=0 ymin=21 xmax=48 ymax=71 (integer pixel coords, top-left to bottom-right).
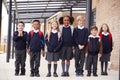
xmin=0 ymin=53 xmax=119 ymax=80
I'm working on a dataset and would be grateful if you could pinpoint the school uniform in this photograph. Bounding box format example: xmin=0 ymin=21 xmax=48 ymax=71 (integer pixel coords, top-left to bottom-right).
xmin=99 ymin=32 xmax=112 ymax=62
xmin=60 ymin=26 xmax=74 ymax=60
xmin=99 ymin=32 xmax=112 ymax=75
xmin=86 ymin=35 xmax=101 ymax=76
xmin=27 ymin=30 xmax=44 ymax=76
xmin=45 ymin=30 xmax=62 ymax=62
xmin=13 ymin=31 xmax=27 ymax=75
xmin=73 ymin=26 xmax=88 ymax=75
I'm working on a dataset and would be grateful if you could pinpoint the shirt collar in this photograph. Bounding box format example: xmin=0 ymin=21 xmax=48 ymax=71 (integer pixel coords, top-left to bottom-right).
xmin=34 ymin=29 xmax=39 ymax=33
xmin=102 ymin=32 xmax=109 ymax=36
xmin=78 ymin=25 xmax=84 ymax=30
xmin=52 ymin=29 xmax=58 ymax=33
xmin=63 ymin=25 xmax=70 ymax=28
xmin=89 ymin=34 xmax=100 ymax=38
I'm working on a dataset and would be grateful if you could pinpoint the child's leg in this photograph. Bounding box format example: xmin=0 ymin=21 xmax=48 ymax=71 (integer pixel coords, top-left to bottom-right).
xmin=61 ymin=60 xmax=66 ymax=76
xmin=93 ymin=55 xmax=98 ymax=76
xmin=66 ymin=60 xmax=70 ymax=73
xmin=87 ymin=55 xmax=92 ymax=76
xmin=53 ymin=61 xmax=58 ymax=77
xmin=15 ymin=52 xmax=20 ymax=75
xmin=79 ymin=50 xmax=85 ymax=74
xmin=48 ymin=62 xmax=51 ymax=74
xmin=101 ymin=61 xmax=104 ymax=73
xmin=20 ymin=50 xmax=26 ymax=75
xmin=75 ymin=47 xmax=80 ymax=73
xmin=105 ymin=61 xmax=108 ymax=74
xmin=54 ymin=61 xmax=57 ymax=74
xmin=61 ymin=60 xmax=65 ymax=73
xmin=34 ymin=52 xmax=40 ymax=76
xmin=30 ymin=52 xmax=35 ymax=76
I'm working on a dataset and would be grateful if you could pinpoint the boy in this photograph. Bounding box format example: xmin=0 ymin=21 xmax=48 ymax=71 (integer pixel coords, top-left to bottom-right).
xmin=86 ymin=26 xmax=102 ymax=77
xmin=73 ymin=15 xmax=88 ymax=76
xmin=27 ymin=20 xmax=45 ymax=77
xmin=13 ymin=21 xmax=27 ymax=76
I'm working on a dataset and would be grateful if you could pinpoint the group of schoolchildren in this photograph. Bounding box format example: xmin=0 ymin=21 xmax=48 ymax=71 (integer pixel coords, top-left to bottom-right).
xmin=13 ymin=15 xmax=113 ymax=77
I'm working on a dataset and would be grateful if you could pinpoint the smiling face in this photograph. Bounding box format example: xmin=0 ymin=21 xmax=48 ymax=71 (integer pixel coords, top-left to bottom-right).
xmin=63 ymin=16 xmax=70 ymax=27
xmin=102 ymin=24 xmax=108 ymax=32
xmin=78 ymin=19 xmax=85 ymax=27
xmin=91 ymin=28 xmax=98 ymax=36
xmin=32 ymin=21 xmax=40 ymax=30
xmin=51 ymin=21 xmax=58 ymax=30
xmin=17 ymin=23 xmax=25 ymax=31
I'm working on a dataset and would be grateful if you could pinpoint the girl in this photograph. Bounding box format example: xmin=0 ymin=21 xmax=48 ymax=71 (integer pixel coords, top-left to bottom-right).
xmin=99 ymin=23 xmax=113 ymax=75
xmin=45 ymin=20 xmax=62 ymax=77
xmin=59 ymin=15 xmax=74 ymax=77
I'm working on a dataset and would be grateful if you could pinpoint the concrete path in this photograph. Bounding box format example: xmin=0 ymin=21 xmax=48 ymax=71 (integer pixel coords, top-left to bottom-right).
xmin=0 ymin=53 xmax=119 ymax=80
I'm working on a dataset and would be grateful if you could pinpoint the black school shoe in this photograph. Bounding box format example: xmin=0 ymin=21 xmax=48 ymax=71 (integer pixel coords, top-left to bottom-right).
xmin=46 ymin=73 xmax=51 ymax=77
xmin=30 ymin=73 xmax=34 ymax=77
xmin=20 ymin=72 xmax=25 ymax=76
xmin=53 ymin=73 xmax=58 ymax=77
xmin=93 ymin=73 xmax=98 ymax=77
xmin=15 ymin=72 xmax=19 ymax=76
xmin=35 ymin=73 xmax=40 ymax=77
xmin=61 ymin=72 xmax=66 ymax=77
xmin=65 ymin=72 xmax=69 ymax=77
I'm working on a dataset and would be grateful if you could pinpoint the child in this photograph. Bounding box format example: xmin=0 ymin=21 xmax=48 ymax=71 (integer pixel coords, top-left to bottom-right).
xmin=73 ymin=15 xmax=88 ymax=76
xmin=59 ymin=15 xmax=74 ymax=77
xmin=27 ymin=20 xmax=45 ymax=77
xmin=99 ymin=23 xmax=113 ymax=75
xmin=13 ymin=21 xmax=27 ymax=76
xmin=86 ymin=26 xmax=102 ymax=77
xmin=45 ymin=20 xmax=62 ymax=77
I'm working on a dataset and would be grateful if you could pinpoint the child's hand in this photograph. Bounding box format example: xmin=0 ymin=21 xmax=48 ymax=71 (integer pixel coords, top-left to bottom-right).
xmin=41 ymin=50 xmax=45 ymax=57
xmin=78 ymin=45 xmax=84 ymax=50
xmin=18 ymin=31 xmax=23 ymax=36
xmin=27 ymin=49 xmax=30 ymax=55
xmin=85 ymin=53 xmax=88 ymax=57
xmin=98 ymin=53 xmax=102 ymax=57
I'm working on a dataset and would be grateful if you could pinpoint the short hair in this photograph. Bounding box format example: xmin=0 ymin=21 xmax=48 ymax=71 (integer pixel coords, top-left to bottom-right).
xmin=76 ymin=15 xmax=85 ymax=21
xmin=32 ymin=20 xmax=40 ymax=23
xmin=90 ymin=26 xmax=98 ymax=31
xmin=17 ymin=21 xmax=25 ymax=26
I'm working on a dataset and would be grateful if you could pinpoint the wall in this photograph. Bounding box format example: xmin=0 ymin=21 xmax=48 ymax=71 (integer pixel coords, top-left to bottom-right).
xmin=92 ymin=0 xmax=120 ymax=70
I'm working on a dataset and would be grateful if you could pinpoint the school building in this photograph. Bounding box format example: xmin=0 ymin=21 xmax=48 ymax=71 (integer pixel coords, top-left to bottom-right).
xmin=0 ymin=0 xmax=119 ymax=71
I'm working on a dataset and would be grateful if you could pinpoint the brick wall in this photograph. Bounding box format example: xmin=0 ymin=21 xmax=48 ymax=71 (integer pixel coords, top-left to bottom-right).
xmin=92 ymin=0 xmax=120 ymax=70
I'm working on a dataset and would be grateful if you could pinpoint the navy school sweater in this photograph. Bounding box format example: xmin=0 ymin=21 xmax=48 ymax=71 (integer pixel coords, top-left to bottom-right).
xmin=45 ymin=32 xmax=62 ymax=52
xmin=27 ymin=31 xmax=44 ymax=52
xmin=99 ymin=33 xmax=113 ymax=53
xmin=87 ymin=35 xmax=101 ymax=55
xmin=62 ymin=26 xmax=74 ymax=47
xmin=73 ymin=27 xmax=88 ymax=47
xmin=13 ymin=31 xmax=27 ymax=50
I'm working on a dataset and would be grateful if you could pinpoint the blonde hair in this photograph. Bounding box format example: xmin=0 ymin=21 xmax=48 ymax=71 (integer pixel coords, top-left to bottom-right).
xmin=76 ymin=15 xmax=85 ymax=21
xmin=47 ymin=20 xmax=60 ymax=41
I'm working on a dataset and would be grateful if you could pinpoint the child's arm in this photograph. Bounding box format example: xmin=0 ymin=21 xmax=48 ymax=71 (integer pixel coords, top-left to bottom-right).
xmin=99 ymin=38 xmax=102 ymax=55
xmin=41 ymin=34 xmax=45 ymax=57
xmin=22 ymin=32 xmax=28 ymax=42
xmin=13 ymin=31 xmax=21 ymax=41
xmin=85 ymin=40 xmax=89 ymax=57
xmin=54 ymin=37 xmax=63 ymax=52
xmin=82 ymin=28 xmax=89 ymax=49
